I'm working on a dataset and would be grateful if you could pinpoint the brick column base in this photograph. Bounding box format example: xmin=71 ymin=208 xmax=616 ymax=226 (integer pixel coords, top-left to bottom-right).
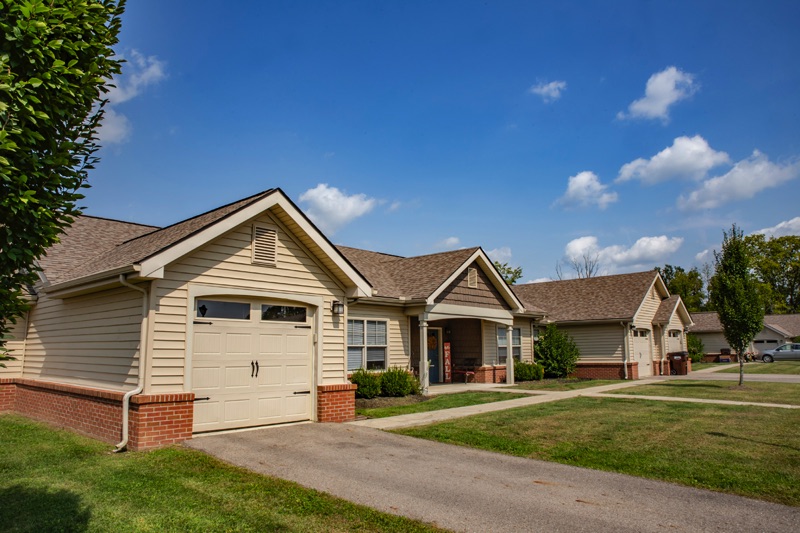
xmin=0 ymin=378 xmax=194 ymax=450
xmin=317 ymin=383 xmax=356 ymax=422
xmin=473 ymin=366 xmax=507 ymax=383
xmin=570 ymin=362 xmax=639 ymax=380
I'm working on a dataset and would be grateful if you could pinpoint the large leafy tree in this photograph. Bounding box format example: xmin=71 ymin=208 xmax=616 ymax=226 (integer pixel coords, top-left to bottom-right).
xmin=744 ymin=234 xmax=800 ymax=314
xmin=708 ymin=225 xmax=764 ymax=386
xmin=655 ymin=264 xmax=706 ymax=311
xmin=0 ymin=0 xmax=125 ymax=359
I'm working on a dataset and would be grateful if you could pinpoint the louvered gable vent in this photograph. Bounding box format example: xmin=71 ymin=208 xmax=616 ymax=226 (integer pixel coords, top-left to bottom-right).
xmin=252 ymin=224 xmax=277 ymax=266
xmin=468 ymin=267 xmax=478 ymax=288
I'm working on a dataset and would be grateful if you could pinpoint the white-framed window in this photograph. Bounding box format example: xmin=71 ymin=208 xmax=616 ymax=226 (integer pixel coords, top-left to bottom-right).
xmin=668 ymin=330 xmax=682 ymax=338
xmin=347 ymin=320 xmax=387 ymax=371
xmin=633 ymin=329 xmax=649 ymax=338
xmin=497 ymin=327 xmax=521 ymax=364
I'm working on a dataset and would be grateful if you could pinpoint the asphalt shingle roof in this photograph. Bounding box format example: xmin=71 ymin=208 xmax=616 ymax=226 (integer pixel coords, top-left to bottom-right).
xmin=43 ymin=190 xmax=276 ymax=285
xmin=653 ymin=295 xmax=681 ymax=325
xmin=337 ymin=246 xmax=480 ymax=299
xmin=689 ymin=312 xmax=800 ymax=336
xmin=512 ymin=271 xmax=659 ymax=322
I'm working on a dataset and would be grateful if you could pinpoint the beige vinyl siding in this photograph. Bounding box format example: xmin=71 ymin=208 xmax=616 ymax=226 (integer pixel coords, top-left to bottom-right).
xmin=20 ymin=286 xmax=142 ymax=390
xmin=666 ymin=313 xmax=687 ymax=353
xmin=347 ymin=304 xmax=410 ymax=369
xmin=697 ymin=332 xmax=730 ymax=354
xmin=482 ymin=321 xmax=498 ymax=365
xmin=558 ymin=324 xmax=624 ymax=362
xmin=633 ymin=285 xmax=662 ymax=328
xmin=513 ymin=318 xmax=533 ymax=363
xmin=0 ymin=312 xmax=29 ymax=377
xmin=150 ymin=211 xmax=346 ymax=393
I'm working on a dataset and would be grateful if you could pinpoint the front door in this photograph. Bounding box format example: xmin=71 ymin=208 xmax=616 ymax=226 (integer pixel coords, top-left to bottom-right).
xmin=427 ymin=328 xmax=442 ymax=383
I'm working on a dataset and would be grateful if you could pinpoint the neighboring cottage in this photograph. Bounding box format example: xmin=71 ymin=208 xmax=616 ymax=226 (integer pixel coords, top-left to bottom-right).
xmin=514 ymin=272 xmax=693 ymax=379
xmin=688 ymin=312 xmax=800 ymax=356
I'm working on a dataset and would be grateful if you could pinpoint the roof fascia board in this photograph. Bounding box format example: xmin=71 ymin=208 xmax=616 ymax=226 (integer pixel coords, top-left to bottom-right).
xmin=427 ymin=302 xmax=515 ymax=325
xmin=42 ymin=265 xmax=139 ymax=297
xmin=426 ymin=249 xmax=524 ymax=311
xmin=135 ymin=192 xmax=371 ymax=296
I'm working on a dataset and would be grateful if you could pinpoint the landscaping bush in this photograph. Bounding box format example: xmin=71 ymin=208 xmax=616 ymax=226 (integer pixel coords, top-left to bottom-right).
xmin=687 ymin=334 xmax=705 ymax=364
xmin=535 ymin=323 xmax=580 ymax=378
xmin=380 ymin=367 xmax=420 ymax=397
xmin=350 ymin=368 xmax=382 ymax=399
xmin=514 ymin=361 xmax=544 ymax=381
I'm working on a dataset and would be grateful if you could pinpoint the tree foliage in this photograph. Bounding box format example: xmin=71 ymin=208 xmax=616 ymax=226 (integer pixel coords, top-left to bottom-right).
xmin=535 ymin=323 xmax=580 ymax=378
xmin=655 ymin=264 xmax=706 ymax=311
xmin=493 ymin=261 xmax=522 ymax=285
xmin=0 ymin=0 xmax=124 ymax=356
xmin=708 ymin=225 xmax=764 ymax=385
xmin=744 ymin=234 xmax=800 ymax=314
xmin=686 ymin=333 xmax=705 ymax=364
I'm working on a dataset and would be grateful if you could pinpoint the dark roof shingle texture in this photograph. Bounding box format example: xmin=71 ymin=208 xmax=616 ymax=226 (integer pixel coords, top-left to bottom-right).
xmin=337 ymin=246 xmax=479 ymax=299
xmin=512 ymin=271 xmax=658 ymax=322
xmin=44 ymin=190 xmax=276 ymax=285
xmin=689 ymin=312 xmax=800 ymax=336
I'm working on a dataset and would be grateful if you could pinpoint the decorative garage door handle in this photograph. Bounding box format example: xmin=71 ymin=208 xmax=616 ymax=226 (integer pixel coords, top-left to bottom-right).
xmin=251 ymin=361 xmax=255 ymax=377
xmin=293 ymin=391 xmax=311 ymax=395
xmin=255 ymin=361 xmax=259 ymax=377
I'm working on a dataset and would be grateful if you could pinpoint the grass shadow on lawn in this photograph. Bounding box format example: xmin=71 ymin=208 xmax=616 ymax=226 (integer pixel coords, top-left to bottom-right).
xmin=0 ymin=485 xmax=91 ymax=532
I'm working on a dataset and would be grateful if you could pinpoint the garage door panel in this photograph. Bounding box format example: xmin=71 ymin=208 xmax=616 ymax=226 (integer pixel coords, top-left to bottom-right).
xmin=225 ymin=333 xmax=252 ymax=355
xmin=192 ymin=302 xmax=314 ymax=433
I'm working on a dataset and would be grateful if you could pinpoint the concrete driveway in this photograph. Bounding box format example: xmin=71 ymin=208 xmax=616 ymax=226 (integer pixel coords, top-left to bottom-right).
xmin=186 ymin=423 xmax=799 ymax=533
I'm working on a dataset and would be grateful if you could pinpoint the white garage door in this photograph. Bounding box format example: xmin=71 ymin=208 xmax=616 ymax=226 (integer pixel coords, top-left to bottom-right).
xmin=667 ymin=330 xmax=683 ymax=354
xmin=632 ymin=328 xmax=652 ymax=377
xmin=191 ymin=299 xmax=313 ymax=433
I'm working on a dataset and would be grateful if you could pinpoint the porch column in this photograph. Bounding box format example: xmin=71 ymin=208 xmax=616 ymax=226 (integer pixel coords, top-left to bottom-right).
xmin=506 ymin=325 xmax=515 ymax=385
xmin=419 ymin=316 xmax=429 ymax=394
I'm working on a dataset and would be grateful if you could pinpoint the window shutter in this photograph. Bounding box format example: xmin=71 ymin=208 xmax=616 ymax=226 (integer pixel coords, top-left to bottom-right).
xmin=252 ymin=225 xmax=277 ymax=266
xmin=468 ymin=267 xmax=478 ymax=288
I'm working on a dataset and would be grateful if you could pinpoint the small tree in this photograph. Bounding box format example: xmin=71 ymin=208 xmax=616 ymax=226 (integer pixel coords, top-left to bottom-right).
xmin=686 ymin=334 xmax=705 ymax=364
xmin=493 ymin=261 xmax=522 ymax=285
xmin=708 ymin=225 xmax=764 ymax=386
xmin=0 ymin=0 xmax=125 ymax=361
xmin=535 ymin=323 xmax=580 ymax=378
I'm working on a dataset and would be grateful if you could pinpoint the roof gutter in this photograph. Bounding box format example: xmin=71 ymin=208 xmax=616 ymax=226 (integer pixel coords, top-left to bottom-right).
xmin=43 ymin=265 xmax=140 ymax=297
xmin=114 ymin=274 xmax=149 ymax=453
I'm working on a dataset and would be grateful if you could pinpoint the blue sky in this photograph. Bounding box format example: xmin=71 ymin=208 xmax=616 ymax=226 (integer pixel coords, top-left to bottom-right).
xmin=87 ymin=0 xmax=800 ymax=282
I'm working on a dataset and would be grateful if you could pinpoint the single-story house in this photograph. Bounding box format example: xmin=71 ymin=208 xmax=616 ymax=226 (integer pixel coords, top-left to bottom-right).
xmin=0 ymin=188 xmax=543 ymax=450
xmin=513 ymin=271 xmax=693 ymax=379
xmin=688 ymin=312 xmax=800 ymax=357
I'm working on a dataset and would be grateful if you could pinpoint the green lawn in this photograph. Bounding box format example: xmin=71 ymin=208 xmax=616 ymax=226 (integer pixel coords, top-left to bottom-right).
xmin=608 ymin=380 xmax=800 ymax=405
xmin=719 ymin=361 xmax=800 ymax=375
xmin=511 ymin=379 xmax=623 ymax=391
xmin=395 ymin=397 xmax=800 ymax=506
xmin=0 ymin=415 xmax=442 ymax=533
xmin=356 ymin=391 xmax=527 ymax=418
xmin=690 ymin=362 xmax=731 ymax=371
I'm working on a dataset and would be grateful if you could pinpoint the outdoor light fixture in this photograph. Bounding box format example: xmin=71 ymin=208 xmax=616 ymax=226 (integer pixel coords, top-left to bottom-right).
xmin=683 ymin=327 xmax=689 ymax=333
xmin=331 ymin=300 xmax=344 ymax=315
xmin=533 ymin=328 xmax=540 ymax=341
xmin=630 ymin=323 xmax=637 ymax=330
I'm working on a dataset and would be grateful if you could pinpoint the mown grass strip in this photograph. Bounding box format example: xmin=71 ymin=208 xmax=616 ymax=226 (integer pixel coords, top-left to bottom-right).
xmin=719 ymin=361 xmax=800 ymax=375
xmin=395 ymin=397 xmax=800 ymax=506
xmin=511 ymin=379 xmax=623 ymax=391
xmin=0 ymin=415 xmax=444 ymax=533
xmin=608 ymin=379 xmax=800 ymax=405
xmin=356 ymin=391 xmax=527 ymax=418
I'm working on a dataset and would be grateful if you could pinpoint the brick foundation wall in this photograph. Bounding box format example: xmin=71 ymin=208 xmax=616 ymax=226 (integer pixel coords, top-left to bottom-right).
xmin=0 ymin=378 xmax=194 ymax=451
xmin=473 ymin=366 xmax=507 ymax=383
xmin=571 ymin=362 xmax=639 ymax=380
xmin=317 ymin=383 xmax=356 ymax=422
xmin=129 ymin=393 xmax=195 ymax=451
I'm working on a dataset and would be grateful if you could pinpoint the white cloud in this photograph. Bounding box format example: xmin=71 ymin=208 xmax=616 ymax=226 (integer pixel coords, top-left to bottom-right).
xmin=530 ymin=80 xmax=567 ymax=103
xmin=752 ymin=217 xmax=800 ymax=238
xmin=557 ymin=171 xmax=618 ymax=210
xmin=388 ymin=201 xmax=402 ymax=212
xmin=617 ymin=135 xmax=730 ymax=184
xmin=617 ymin=66 xmax=697 ymax=122
xmin=695 ymin=248 xmax=711 ymax=263
xmin=299 ymin=184 xmax=377 ymax=234
xmin=436 ymin=236 xmax=461 ymax=249
xmin=99 ymin=50 xmax=167 ymax=144
xmin=486 ymin=246 xmax=512 ymax=264
xmin=565 ymin=234 xmax=683 ymax=271
xmin=529 ymin=277 xmax=553 ymax=283
xmin=679 ymin=151 xmax=800 ymax=210
xmin=99 ymin=107 xmax=131 ymax=144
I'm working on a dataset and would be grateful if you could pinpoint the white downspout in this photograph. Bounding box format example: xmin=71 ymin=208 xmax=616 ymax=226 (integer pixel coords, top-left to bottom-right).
xmin=621 ymin=322 xmax=629 ymax=380
xmin=115 ymin=274 xmax=149 ymax=452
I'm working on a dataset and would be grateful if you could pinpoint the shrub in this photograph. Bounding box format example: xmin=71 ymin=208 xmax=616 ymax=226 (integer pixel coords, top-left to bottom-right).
xmin=380 ymin=366 xmax=420 ymax=397
xmin=514 ymin=361 xmax=544 ymax=381
xmin=536 ymin=323 xmax=580 ymax=378
xmin=349 ymin=368 xmax=381 ymax=399
xmin=687 ymin=334 xmax=705 ymax=364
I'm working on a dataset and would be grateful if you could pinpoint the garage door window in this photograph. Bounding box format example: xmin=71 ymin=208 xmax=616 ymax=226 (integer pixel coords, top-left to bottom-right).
xmin=348 ymin=320 xmax=387 ymax=371
xmin=196 ymin=299 xmax=250 ymax=320
xmin=633 ymin=329 xmax=649 ymax=338
xmin=261 ymin=305 xmax=307 ymax=322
